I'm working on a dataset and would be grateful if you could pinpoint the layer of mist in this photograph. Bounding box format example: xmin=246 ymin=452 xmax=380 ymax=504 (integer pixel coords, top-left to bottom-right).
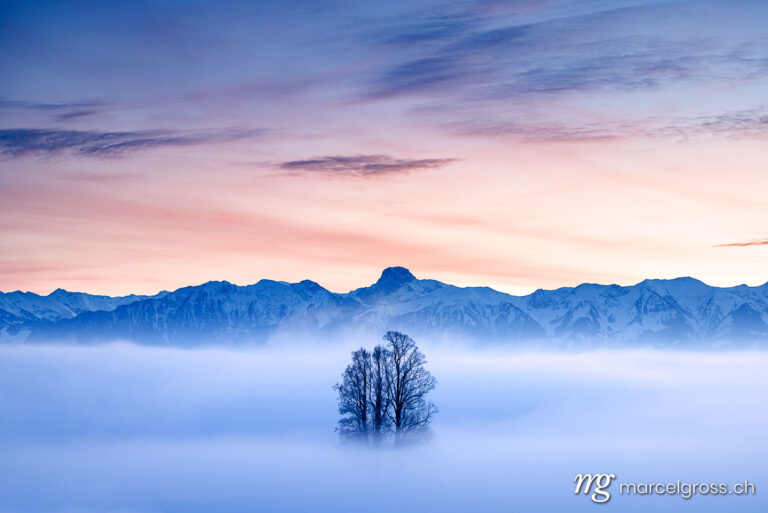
xmin=0 ymin=343 xmax=765 ymax=512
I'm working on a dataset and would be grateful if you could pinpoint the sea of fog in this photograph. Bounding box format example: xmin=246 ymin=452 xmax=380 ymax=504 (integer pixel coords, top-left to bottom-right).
xmin=0 ymin=342 xmax=766 ymax=512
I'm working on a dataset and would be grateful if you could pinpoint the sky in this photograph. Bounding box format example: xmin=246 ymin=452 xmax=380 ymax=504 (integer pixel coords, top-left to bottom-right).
xmin=1 ymin=0 xmax=767 ymax=296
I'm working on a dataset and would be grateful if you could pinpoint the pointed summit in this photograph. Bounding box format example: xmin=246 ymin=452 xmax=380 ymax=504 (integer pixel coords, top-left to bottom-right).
xmin=375 ymin=266 xmax=416 ymax=289
xmin=48 ymin=288 xmax=71 ymax=297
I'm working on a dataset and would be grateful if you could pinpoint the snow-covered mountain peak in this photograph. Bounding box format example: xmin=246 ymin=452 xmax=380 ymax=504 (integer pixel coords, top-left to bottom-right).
xmin=296 ymin=279 xmax=323 ymax=290
xmin=374 ymin=266 xmax=416 ymax=290
xmin=5 ymin=269 xmax=768 ymax=347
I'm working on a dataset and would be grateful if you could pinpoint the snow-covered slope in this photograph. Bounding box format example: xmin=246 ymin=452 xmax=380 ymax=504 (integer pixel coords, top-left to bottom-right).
xmin=0 ymin=288 xmax=163 ymax=330
xmin=6 ymin=267 xmax=768 ymax=346
xmin=514 ymin=277 xmax=768 ymax=345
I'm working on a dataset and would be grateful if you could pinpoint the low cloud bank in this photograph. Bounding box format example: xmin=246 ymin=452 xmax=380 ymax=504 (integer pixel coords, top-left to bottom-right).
xmin=0 ymin=343 xmax=765 ymax=512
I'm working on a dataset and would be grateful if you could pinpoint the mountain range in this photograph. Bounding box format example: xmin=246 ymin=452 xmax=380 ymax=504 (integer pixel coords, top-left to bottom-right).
xmin=2 ymin=267 xmax=768 ymax=347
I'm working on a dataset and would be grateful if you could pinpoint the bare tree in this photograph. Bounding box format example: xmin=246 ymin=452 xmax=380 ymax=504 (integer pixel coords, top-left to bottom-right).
xmin=368 ymin=344 xmax=391 ymax=442
xmin=383 ymin=331 xmax=438 ymax=441
xmin=333 ymin=347 xmax=371 ymax=439
xmin=334 ymin=333 xmax=437 ymax=444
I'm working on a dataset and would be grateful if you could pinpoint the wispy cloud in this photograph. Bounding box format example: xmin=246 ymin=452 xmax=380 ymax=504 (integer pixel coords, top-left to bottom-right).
xmin=683 ymin=109 xmax=768 ymax=138
xmin=370 ymin=15 xmax=476 ymax=47
xmin=357 ymin=0 xmax=768 ymax=113
xmin=715 ymin=238 xmax=768 ymax=248
xmin=445 ymin=118 xmax=622 ymax=142
xmin=443 ymin=106 xmax=768 ymax=142
xmin=0 ymin=99 xmax=109 ymax=112
xmin=278 ymin=155 xmax=458 ymax=176
xmin=0 ymin=128 xmax=263 ymax=159
xmin=52 ymin=110 xmax=104 ymax=122
xmin=0 ymin=99 xmax=112 ymax=122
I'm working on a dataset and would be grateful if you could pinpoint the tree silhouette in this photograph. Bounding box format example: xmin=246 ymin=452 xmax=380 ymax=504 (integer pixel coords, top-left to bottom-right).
xmin=369 ymin=344 xmax=391 ymax=442
xmin=334 ymin=331 xmax=437 ymax=444
xmin=383 ymin=331 xmax=437 ymax=440
xmin=333 ymin=347 xmax=371 ymax=439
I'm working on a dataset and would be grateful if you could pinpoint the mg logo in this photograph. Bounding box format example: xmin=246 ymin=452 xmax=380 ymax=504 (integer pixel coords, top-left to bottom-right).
xmin=574 ymin=473 xmax=616 ymax=503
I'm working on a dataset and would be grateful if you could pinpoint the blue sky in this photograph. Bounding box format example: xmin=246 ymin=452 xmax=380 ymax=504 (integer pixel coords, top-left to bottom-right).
xmin=2 ymin=0 xmax=765 ymax=131
xmin=1 ymin=0 xmax=767 ymax=294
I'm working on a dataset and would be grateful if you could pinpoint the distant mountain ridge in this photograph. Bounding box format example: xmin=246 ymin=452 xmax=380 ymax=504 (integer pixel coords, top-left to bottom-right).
xmin=3 ymin=267 xmax=768 ymax=347
xmin=0 ymin=288 xmax=164 ymax=334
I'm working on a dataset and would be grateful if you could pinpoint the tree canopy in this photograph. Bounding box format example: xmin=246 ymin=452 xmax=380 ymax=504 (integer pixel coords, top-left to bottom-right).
xmin=334 ymin=331 xmax=437 ymax=444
